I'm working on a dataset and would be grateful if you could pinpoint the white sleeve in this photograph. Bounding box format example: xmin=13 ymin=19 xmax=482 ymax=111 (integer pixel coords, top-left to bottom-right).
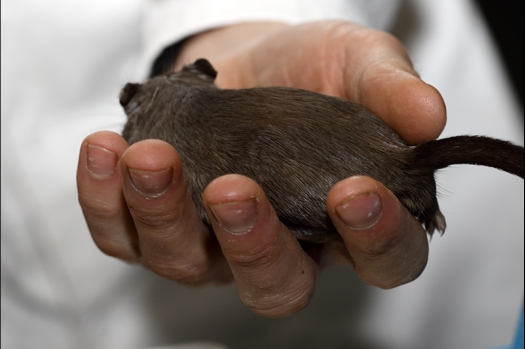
xmin=139 ymin=0 xmax=401 ymax=77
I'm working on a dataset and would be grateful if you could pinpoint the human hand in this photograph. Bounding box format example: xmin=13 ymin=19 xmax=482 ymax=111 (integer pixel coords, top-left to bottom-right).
xmin=77 ymin=20 xmax=446 ymax=317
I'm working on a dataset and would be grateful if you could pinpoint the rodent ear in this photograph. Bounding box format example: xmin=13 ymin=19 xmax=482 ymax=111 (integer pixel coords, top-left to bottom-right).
xmin=119 ymin=83 xmax=140 ymax=107
xmin=184 ymin=58 xmax=217 ymax=81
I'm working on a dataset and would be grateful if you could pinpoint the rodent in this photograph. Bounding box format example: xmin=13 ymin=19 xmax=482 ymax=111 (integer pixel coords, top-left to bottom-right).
xmin=120 ymin=58 xmax=524 ymax=243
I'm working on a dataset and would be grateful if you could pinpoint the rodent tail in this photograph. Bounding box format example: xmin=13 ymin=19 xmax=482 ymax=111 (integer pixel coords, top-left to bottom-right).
xmin=413 ymin=135 xmax=524 ymax=179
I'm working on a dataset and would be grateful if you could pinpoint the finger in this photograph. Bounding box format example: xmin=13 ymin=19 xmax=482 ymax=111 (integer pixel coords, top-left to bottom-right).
xmin=242 ymin=21 xmax=446 ymax=145
xmin=326 ymin=176 xmax=429 ymax=289
xmin=77 ymin=131 xmax=139 ymax=261
xmin=344 ymin=27 xmax=447 ymax=145
xmin=121 ymin=140 xmax=229 ymax=285
xmin=203 ymin=174 xmax=317 ymax=318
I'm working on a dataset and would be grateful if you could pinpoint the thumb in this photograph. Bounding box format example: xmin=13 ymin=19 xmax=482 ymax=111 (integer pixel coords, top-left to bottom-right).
xmin=346 ymin=30 xmax=446 ymax=145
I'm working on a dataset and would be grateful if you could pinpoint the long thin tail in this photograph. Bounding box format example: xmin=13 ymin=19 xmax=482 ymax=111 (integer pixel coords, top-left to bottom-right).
xmin=413 ymin=136 xmax=524 ymax=178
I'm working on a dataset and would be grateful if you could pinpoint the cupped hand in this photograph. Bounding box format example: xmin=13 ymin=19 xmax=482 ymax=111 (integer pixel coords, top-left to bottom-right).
xmin=77 ymin=20 xmax=445 ymax=317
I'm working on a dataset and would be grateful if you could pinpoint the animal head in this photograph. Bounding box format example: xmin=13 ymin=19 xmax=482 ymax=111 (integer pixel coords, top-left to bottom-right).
xmin=119 ymin=58 xmax=217 ymax=110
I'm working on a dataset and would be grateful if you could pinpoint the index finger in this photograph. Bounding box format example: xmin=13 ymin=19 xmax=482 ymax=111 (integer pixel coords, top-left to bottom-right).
xmin=76 ymin=131 xmax=139 ymax=260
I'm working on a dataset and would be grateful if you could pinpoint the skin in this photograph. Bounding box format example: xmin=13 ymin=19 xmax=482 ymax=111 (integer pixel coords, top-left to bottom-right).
xmin=77 ymin=20 xmax=446 ymax=318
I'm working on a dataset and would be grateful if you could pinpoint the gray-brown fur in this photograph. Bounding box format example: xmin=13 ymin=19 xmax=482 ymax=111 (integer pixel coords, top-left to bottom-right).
xmin=121 ymin=59 xmax=524 ymax=243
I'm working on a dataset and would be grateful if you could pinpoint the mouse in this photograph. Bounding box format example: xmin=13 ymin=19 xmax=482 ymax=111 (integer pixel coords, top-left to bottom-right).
xmin=120 ymin=58 xmax=524 ymax=243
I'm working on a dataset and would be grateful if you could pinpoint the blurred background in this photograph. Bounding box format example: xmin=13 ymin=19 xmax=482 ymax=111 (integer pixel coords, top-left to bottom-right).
xmin=1 ymin=1 xmax=523 ymax=349
xmin=475 ymin=0 xmax=523 ymax=107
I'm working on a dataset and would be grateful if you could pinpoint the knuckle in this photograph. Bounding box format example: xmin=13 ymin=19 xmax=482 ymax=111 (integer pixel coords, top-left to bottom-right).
xmin=357 ymin=234 xmax=399 ymax=260
xmin=244 ymin=282 xmax=314 ymax=318
xmin=92 ymin=235 xmax=138 ymax=261
xmin=225 ymin=244 xmax=278 ymax=270
xmin=145 ymin=257 xmax=209 ymax=285
xmin=127 ymin=203 xmax=178 ymax=230
xmin=378 ymin=253 xmax=428 ymax=290
xmin=355 ymin=243 xmax=428 ymax=290
xmin=79 ymin=194 xmax=122 ymax=222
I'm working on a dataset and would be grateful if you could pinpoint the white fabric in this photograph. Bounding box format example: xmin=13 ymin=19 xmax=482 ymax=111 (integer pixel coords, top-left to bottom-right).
xmin=1 ymin=0 xmax=523 ymax=348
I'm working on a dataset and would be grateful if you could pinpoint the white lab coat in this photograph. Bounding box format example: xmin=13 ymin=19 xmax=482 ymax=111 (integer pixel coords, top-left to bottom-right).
xmin=1 ymin=1 xmax=523 ymax=348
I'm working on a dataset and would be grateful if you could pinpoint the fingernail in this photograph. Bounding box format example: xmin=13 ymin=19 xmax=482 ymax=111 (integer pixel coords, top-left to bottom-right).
xmin=86 ymin=144 xmax=118 ymax=178
xmin=128 ymin=167 xmax=173 ymax=198
xmin=208 ymin=199 xmax=258 ymax=235
xmin=336 ymin=192 xmax=382 ymax=230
